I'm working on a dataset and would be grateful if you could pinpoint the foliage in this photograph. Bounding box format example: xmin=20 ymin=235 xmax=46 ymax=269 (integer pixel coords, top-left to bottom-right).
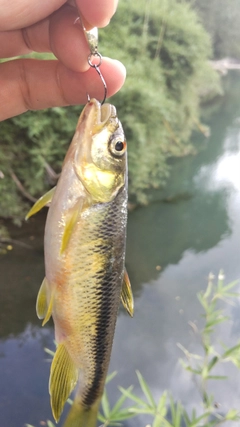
xmin=0 ymin=105 xmax=81 ymax=222
xmin=101 ymin=0 xmax=221 ymax=203
xmin=0 ymin=0 xmax=221 ymax=221
xmin=191 ymin=0 xmax=240 ymax=59
xmin=27 ymin=272 xmax=240 ymax=427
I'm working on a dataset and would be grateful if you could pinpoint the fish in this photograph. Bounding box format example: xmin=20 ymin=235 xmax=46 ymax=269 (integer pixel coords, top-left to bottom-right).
xmin=26 ymin=98 xmax=134 ymax=426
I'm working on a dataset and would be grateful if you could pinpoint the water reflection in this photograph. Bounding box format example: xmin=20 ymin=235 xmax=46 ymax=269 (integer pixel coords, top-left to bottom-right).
xmin=1 ymin=72 xmax=240 ymax=426
xmin=0 ymin=324 xmax=54 ymax=427
xmin=0 ymin=215 xmax=45 ymax=338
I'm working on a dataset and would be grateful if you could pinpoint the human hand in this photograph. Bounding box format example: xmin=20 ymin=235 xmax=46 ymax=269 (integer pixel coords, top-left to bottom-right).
xmin=0 ymin=0 xmax=126 ymax=121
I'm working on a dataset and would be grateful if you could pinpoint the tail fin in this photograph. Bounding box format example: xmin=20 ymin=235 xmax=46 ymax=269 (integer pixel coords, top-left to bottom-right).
xmin=62 ymin=398 xmax=101 ymax=427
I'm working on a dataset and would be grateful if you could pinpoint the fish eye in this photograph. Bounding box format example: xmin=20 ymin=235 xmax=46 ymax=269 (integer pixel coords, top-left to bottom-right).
xmin=115 ymin=141 xmax=124 ymax=151
xmin=109 ymin=138 xmax=127 ymax=157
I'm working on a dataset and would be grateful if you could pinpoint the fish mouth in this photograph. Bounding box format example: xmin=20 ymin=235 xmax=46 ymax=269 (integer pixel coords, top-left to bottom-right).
xmin=86 ymin=99 xmax=116 ymax=131
xmin=100 ymin=103 xmax=113 ymax=123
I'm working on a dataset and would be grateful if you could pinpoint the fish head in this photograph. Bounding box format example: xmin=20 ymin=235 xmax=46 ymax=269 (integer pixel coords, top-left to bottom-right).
xmin=73 ymin=98 xmax=127 ymax=203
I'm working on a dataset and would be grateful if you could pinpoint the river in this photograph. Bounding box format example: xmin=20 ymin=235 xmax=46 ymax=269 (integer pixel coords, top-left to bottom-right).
xmin=1 ymin=72 xmax=240 ymax=427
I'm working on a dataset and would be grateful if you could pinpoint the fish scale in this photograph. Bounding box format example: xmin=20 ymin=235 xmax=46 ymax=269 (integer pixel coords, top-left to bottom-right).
xmin=64 ymin=188 xmax=127 ymax=405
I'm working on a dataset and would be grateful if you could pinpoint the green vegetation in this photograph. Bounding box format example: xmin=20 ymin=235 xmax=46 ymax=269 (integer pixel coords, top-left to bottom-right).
xmin=0 ymin=0 xmax=220 ymax=224
xmin=27 ymin=272 xmax=240 ymax=427
xmin=191 ymin=0 xmax=240 ymax=59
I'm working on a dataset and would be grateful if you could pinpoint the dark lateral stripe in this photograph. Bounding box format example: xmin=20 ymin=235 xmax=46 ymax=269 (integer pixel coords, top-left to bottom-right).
xmin=83 ymin=288 xmax=112 ymax=405
xmin=82 ymin=189 xmax=127 ymax=407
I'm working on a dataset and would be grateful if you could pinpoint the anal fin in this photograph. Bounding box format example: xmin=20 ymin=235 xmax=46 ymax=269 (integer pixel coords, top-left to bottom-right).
xmin=121 ymin=269 xmax=134 ymax=317
xmin=49 ymin=343 xmax=78 ymax=422
xmin=25 ymin=186 xmax=56 ymax=220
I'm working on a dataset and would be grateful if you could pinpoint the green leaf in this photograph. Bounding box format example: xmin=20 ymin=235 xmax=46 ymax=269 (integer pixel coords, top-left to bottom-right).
xmin=207 ymin=356 xmax=219 ymax=372
xmin=203 ymin=281 xmax=213 ymax=299
xmin=169 ymin=396 xmax=182 ymax=427
xmin=153 ymin=390 xmax=168 ymax=424
xmin=197 ymin=292 xmax=209 ymax=311
xmin=105 ymin=371 xmax=118 ymax=384
xmin=136 ymin=370 xmax=156 ymax=408
xmin=222 ymin=279 xmax=239 ymax=292
xmin=118 ymin=386 xmax=148 ymax=407
xmin=128 ymin=407 xmax=155 ymax=415
xmin=206 ymin=375 xmax=228 ymax=380
xmin=222 ymin=343 xmax=240 ymax=359
xmin=44 ymin=347 xmax=55 ymax=357
xmin=111 ymin=386 xmax=134 ymax=415
xmin=101 ymin=389 xmax=111 ymax=418
xmin=205 ymin=315 xmax=228 ymax=329
xmin=97 ymin=412 xmax=106 ymax=423
xmin=225 ymin=408 xmax=240 ymax=420
xmin=153 ymin=416 xmax=172 ymax=427
xmin=110 ymin=409 xmax=138 ymax=421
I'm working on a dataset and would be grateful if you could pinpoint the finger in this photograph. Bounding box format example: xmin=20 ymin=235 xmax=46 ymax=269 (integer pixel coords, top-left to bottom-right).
xmin=0 ymin=57 xmax=126 ymax=121
xmin=76 ymin=0 xmax=118 ymax=28
xmin=0 ymin=0 xmax=66 ymax=31
xmin=0 ymin=5 xmax=96 ymax=72
xmin=49 ymin=5 xmax=90 ymax=72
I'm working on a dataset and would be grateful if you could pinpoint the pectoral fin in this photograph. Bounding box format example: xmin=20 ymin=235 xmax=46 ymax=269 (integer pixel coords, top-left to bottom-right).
xmin=36 ymin=277 xmax=53 ymax=326
xmin=60 ymin=200 xmax=82 ymax=254
xmin=49 ymin=343 xmax=78 ymax=422
xmin=25 ymin=186 xmax=56 ymax=220
xmin=121 ymin=269 xmax=134 ymax=317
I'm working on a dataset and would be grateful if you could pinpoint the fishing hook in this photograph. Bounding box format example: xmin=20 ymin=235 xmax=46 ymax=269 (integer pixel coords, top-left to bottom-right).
xmin=87 ymin=52 xmax=107 ymax=105
xmin=83 ymin=25 xmax=107 ymax=104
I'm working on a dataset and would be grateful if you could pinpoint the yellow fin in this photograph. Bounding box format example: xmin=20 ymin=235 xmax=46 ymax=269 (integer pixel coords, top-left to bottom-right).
xmin=60 ymin=203 xmax=81 ymax=254
xmin=42 ymin=291 xmax=54 ymax=326
xmin=121 ymin=269 xmax=134 ymax=317
xmin=36 ymin=277 xmax=53 ymax=326
xmin=36 ymin=277 xmax=48 ymax=320
xmin=49 ymin=343 xmax=78 ymax=422
xmin=25 ymin=186 xmax=56 ymax=220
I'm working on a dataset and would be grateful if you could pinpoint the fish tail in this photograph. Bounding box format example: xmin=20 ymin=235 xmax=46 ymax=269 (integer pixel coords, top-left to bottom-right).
xmin=62 ymin=398 xmax=101 ymax=427
xmin=49 ymin=343 xmax=79 ymax=422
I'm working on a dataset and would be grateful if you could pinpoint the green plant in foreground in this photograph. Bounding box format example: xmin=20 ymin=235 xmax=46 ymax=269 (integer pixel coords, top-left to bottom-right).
xmin=178 ymin=271 xmax=240 ymax=412
xmin=27 ymin=271 xmax=240 ymax=427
